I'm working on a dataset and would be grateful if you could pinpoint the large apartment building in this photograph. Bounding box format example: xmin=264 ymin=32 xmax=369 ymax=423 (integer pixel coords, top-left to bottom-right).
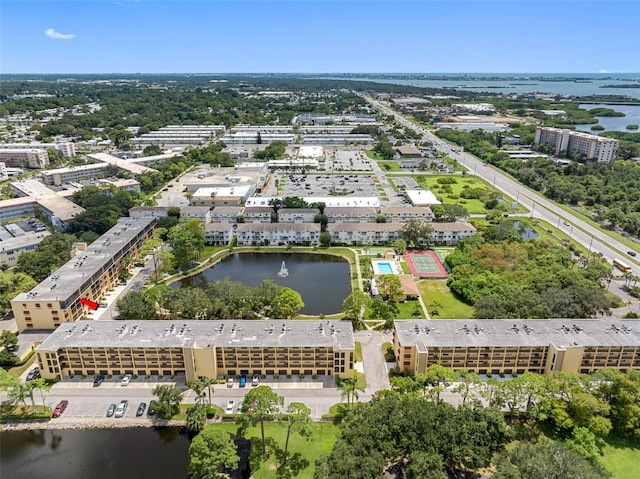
xmin=35 ymin=320 xmax=355 ymax=382
xmin=534 ymin=126 xmax=619 ymax=163
xmin=394 ymin=319 xmax=640 ymax=377
xmin=0 ymin=148 xmax=49 ymax=168
xmin=12 ymin=217 xmax=156 ymax=331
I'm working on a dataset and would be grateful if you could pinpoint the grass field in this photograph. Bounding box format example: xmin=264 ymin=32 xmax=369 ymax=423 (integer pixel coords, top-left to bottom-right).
xmin=214 ymin=421 xmax=340 ymax=479
xmin=395 ymin=299 xmax=425 ymax=319
xmin=417 ymin=279 xmax=474 ymax=319
xmin=600 ymin=436 xmax=640 ymax=479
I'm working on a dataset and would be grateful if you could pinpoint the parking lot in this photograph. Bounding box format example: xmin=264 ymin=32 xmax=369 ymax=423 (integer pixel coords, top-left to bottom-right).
xmin=391 ymin=177 xmax=420 ymax=189
xmin=325 ymin=149 xmax=372 ymax=172
xmin=279 ymin=172 xmax=379 ymax=197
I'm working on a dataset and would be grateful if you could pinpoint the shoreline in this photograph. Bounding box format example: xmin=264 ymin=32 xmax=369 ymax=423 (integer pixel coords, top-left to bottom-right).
xmin=1 ymin=417 xmax=187 ymax=431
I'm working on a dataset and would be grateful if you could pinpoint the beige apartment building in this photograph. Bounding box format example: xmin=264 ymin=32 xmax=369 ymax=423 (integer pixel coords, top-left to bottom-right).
xmin=394 ymin=319 xmax=640 ymax=376
xmin=35 ymin=320 xmax=355 ymax=382
xmin=12 ymin=217 xmax=155 ymax=331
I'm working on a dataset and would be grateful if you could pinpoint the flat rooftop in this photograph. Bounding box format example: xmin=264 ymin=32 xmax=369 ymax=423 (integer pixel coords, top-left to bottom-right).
xmin=13 ymin=216 xmax=155 ymax=305
xmin=246 ymin=196 xmax=381 ymax=208
xmin=37 ymin=320 xmax=355 ymax=351
xmin=395 ymin=319 xmax=640 ymax=349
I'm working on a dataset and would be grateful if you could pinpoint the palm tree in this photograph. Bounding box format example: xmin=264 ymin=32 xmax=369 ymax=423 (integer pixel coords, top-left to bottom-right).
xmin=189 ymin=378 xmax=208 ymax=405
xmin=338 ymin=378 xmax=363 ymax=408
xmin=186 ymin=403 xmax=207 ymax=433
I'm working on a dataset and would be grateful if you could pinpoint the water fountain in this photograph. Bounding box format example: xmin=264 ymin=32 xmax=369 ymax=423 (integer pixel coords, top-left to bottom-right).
xmin=277 ymin=260 xmax=289 ymax=277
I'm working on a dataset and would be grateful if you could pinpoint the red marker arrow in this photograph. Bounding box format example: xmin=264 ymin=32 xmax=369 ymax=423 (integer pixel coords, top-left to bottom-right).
xmin=80 ymin=298 xmax=98 ymax=310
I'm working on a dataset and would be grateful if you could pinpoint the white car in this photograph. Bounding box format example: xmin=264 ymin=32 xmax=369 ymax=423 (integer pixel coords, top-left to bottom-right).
xmin=121 ymin=374 xmax=132 ymax=386
xmin=251 ymin=375 xmax=260 ymax=387
xmin=225 ymin=400 xmax=235 ymax=414
xmin=236 ymin=402 xmax=243 ymax=414
xmin=115 ymin=400 xmax=128 ymax=418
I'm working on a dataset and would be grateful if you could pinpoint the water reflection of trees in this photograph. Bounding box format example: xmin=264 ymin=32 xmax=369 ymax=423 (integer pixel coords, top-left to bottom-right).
xmin=154 ymin=426 xmax=184 ymax=443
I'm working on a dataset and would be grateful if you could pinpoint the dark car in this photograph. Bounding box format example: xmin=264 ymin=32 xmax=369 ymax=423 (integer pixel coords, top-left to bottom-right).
xmin=239 ymin=374 xmax=247 ymax=388
xmin=26 ymin=367 xmax=40 ymax=381
xmin=106 ymin=403 xmax=116 ymax=417
xmin=52 ymin=400 xmax=68 ymax=418
xmin=93 ymin=374 xmax=105 ymax=387
xmin=136 ymin=402 xmax=147 ymax=417
xmin=147 ymin=404 xmax=156 ymax=417
xmin=628 ymin=251 xmax=637 ymax=257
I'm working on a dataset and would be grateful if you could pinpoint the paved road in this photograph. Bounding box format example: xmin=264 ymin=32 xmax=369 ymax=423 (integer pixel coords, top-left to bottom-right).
xmin=356 ymin=330 xmax=391 ymax=395
xmin=362 ymin=94 xmax=640 ymax=280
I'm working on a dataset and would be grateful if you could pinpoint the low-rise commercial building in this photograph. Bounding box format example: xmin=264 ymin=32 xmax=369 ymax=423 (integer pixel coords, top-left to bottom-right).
xmin=190 ymin=185 xmax=255 ymax=207
xmin=12 ymin=217 xmax=156 ymax=331
xmin=35 ymin=320 xmax=355 ymax=382
xmin=325 ymin=206 xmax=378 ymax=223
xmin=394 ymin=319 xmax=640 ymax=376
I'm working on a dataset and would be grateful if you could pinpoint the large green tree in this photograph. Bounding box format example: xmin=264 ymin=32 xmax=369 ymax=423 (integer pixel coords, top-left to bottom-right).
xmin=168 ymin=219 xmax=205 ymax=270
xmin=271 ymin=287 xmax=304 ymax=319
xmin=493 ymin=440 xmax=610 ymax=479
xmin=188 ymin=426 xmax=239 ymax=479
xmin=399 ymin=218 xmax=433 ymax=248
xmin=115 ymin=290 xmax=157 ymax=320
xmin=151 ymin=385 xmax=183 ymax=419
xmin=237 ymin=386 xmax=283 ymax=454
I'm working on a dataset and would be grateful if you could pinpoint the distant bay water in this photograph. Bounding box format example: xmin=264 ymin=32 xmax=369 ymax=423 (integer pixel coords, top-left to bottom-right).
xmin=325 ymin=73 xmax=640 ymax=99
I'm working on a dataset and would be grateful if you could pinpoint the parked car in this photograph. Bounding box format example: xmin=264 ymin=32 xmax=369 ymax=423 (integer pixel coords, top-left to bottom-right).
xmin=147 ymin=404 xmax=156 ymax=417
xmin=236 ymin=402 xmax=243 ymax=414
xmin=26 ymin=367 xmax=40 ymax=381
xmin=251 ymin=375 xmax=260 ymax=387
xmin=93 ymin=374 xmax=105 ymax=387
xmin=106 ymin=403 xmax=116 ymax=417
xmin=226 ymin=377 xmax=234 ymax=388
xmin=115 ymin=400 xmax=128 ymax=418
xmin=628 ymin=251 xmax=637 ymax=257
xmin=239 ymin=374 xmax=247 ymax=388
xmin=121 ymin=374 xmax=132 ymax=386
xmin=225 ymin=400 xmax=235 ymax=414
xmin=52 ymin=400 xmax=68 ymax=418
xmin=136 ymin=402 xmax=147 ymax=417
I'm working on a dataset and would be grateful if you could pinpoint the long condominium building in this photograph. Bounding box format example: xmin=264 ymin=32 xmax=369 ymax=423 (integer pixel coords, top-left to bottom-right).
xmin=35 ymin=320 xmax=355 ymax=382
xmin=394 ymin=319 xmax=640 ymax=376
xmin=12 ymin=216 xmax=156 ymax=331
xmin=534 ymin=126 xmax=619 ymax=163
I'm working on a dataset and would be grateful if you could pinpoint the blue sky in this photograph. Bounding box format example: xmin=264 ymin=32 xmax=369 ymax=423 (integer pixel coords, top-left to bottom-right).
xmin=1 ymin=1 xmax=639 ymax=73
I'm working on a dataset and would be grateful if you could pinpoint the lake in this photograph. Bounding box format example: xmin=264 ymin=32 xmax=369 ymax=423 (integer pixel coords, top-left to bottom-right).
xmin=0 ymin=427 xmax=191 ymax=479
xmin=0 ymin=427 xmax=252 ymax=479
xmin=174 ymin=252 xmax=352 ymax=315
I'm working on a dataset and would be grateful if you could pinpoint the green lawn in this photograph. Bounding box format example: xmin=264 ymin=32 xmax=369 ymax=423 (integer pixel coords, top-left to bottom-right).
xmin=354 ymin=342 xmax=363 ymax=362
xmin=213 ymin=421 xmax=340 ymax=479
xmin=395 ymin=299 xmax=425 ymax=319
xmin=378 ymin=161 xmax=402 ymax=172
xmin=417 ymin=279 xmax=474 ymax=319
xmin=600 ymin=436 xmax=640 ymax=479
xmin=412 ymin=175 xmax=527 ymax=214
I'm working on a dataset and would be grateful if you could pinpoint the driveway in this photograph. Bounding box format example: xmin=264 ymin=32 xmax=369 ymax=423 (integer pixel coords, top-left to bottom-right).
xmin=355 ymin=330 xmax=391 ymax=395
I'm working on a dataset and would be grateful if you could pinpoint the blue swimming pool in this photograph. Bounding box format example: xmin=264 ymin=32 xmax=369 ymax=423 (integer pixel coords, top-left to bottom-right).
xmin=377 ymin=262 xmax=393 ymax=274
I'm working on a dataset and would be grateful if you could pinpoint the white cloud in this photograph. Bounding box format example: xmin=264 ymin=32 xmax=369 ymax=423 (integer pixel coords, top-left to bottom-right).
xmin=44 ymin=28 xmax=76 ymax=40
xmin=598 ymin=69 xmax=608 ymax=73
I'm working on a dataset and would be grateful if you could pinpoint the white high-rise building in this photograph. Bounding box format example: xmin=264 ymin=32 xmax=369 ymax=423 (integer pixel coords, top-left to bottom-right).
xmin=534 ymin=127 xmax=619 ymax=163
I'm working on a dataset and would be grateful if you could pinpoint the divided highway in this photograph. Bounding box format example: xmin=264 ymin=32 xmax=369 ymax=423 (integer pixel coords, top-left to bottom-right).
xmin=362 ymin=95 xmax=640 ymax=278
